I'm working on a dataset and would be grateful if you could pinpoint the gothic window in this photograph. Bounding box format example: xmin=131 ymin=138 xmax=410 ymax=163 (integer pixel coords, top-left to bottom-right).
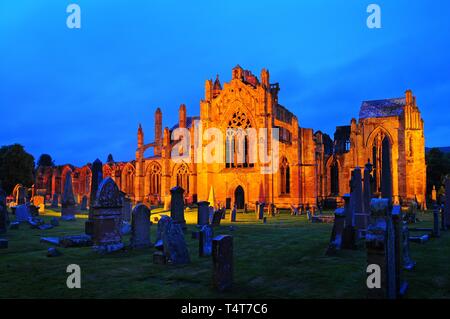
xmin=280 ymin=157 xmax=290 ymax=195
xmin=149 ymin=163 xmax=161 ymax=196
xmin=225 ymin=110 xmax=253 ymax=168
xmin=330 ymin=159 xmax=339 ymax=196
xmin=123 ymin=166 xmax=135 ymax=196
xmin=176 ymin=164 xmax=189 ymax=194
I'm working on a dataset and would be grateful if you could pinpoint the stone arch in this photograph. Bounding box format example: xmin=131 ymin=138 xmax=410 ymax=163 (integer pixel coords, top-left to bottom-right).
xmin=279 ymin=157 xmax=290 ymax=195
xmin=366 ymin=127 xmax=393 ymax=194
xmin=173 ymin=162 xmax=190 ymax=194
xmin=326 ymin=156 xmax=341 ymax=196
xmin=121 ymin=163 xmax=135 ymax=197
xmin=145 ymin=161 xmax=162 ymax=198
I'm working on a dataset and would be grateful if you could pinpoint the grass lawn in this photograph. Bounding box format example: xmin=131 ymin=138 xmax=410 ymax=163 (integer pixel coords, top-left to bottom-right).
xmin=0 ymin=207 xmax=449 ymax=299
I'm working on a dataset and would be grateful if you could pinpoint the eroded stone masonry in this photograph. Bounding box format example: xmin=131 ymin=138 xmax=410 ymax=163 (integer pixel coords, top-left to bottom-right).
xmin=35 ymin=66 xmax=427 ymax=210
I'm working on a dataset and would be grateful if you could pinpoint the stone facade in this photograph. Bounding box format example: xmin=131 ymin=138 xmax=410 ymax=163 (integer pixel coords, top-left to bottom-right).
xmin=34 ymin=66 xmax=427 ymax=210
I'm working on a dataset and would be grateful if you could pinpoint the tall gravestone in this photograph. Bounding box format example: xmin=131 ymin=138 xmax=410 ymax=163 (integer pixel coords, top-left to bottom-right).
xmin=342 ymin=194 xmax=355 ymax=249
xmin=86 ymin=159 xmax=103 ymax=235
xmin=391 ymin=205 xmax=408 ymax=297
xmin=366 ymin=199 xmax=397 ymax=299
xmin=352 ymin=167 xmax=366 ymax=235
xmin=199 ymin=224 xmax=213 ymax=257
xmin=230 ymin=205 xmax=237 ymax=222
xmin=212 ymin=235 xmax=233 ymax=292
xmin=61 ymin=171 xmax=77 ymax=220
xmin=257 ymin=202 xmax=265 ymax=220
xmin=170 ymin=186 xmax=186 ymax=230
xmin=401 ymin=218 xmax=416 ymax=270
xmin=325 ymin=208 xmax=346 ymax=255
xmin=121 ymin=195 xmax=132 ymax=222
xmin=0 ymin=186 xmax=8 ymax=233
xmin=51 ymin=193 xmax=59 ymax=208
xmin=130 ymin=204 xmax=152 ymax=248
xmin=363 ymin=161 xmax=373 ymax=215
xmin=381 ymin=138 xmax=393 ymax=207
xmin=80 ymin=196 xmax=88 ymax=211
xmin=162 ymin=217 xmax=190 ymax=264
xmin=156 ymin=215 xmax=171 ymax=242
xmin=91 ymin=177 xmax=123 ymax=253
xmin=197 ymin=201 xmax=210 ymax=226
xmin=15 ymin=185 xmax=26 ymax=205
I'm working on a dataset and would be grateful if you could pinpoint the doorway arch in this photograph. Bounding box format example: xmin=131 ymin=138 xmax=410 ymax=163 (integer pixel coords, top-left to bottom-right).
xmin=234 ymin=186 xmax=245 ymax=209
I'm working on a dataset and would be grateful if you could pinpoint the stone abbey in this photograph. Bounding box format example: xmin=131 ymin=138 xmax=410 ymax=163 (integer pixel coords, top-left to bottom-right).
xmin=35 ymin=65 xmax=427 ymax=210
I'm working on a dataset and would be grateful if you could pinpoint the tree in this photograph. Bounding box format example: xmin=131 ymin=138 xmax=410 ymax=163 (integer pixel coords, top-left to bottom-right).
xmin=426 ymin=148 xmax=450 ymax=203
xmin=0 ymin=144 xmax=35 ymax=194
xmin=37 ymin=154 xmax=55 ymax=167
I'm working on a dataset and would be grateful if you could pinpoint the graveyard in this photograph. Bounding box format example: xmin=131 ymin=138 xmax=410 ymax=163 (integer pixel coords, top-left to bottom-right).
xmin=1 ymin=205 xmax=449 ymax=299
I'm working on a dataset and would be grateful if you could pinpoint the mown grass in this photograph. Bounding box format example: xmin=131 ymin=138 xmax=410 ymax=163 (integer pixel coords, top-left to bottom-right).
xmin=0 ymin=208 xmax=449 ymax=299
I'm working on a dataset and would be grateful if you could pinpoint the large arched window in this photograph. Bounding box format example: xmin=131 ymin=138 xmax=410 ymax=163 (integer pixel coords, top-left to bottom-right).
xmin=225 ymin=110 xmax=254 ymax=168
xmin=122 ymin=165 xmax=135 ymax=196
xmin=176 ymin=164 xmax=190 ymax=194
xmin=149 ymin=163 xmax=161 ymax=196
xmin=370 ymin=130 xmax=391 ymax=194
xmin=280 ymin=157 xmax=290 ymax=195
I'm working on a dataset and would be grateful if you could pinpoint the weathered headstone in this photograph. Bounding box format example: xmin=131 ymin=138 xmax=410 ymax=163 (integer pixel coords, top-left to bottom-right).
xmin=130 ymin=204 xmax=152 ymax=248
xmin=363 ymin=161 xmax=373 ymax=215
xmin=325 ymin=208 xmax=346 ymax=256
xmin=199 ymin=224 xmax=213 ymax=257
xmin=230 ymin=205 xmax=237 ymax=222
xmin=156 ymin=215 xmax=171 ymax=242
xmin=197 ymin=201 xmax=210 ymax=226
xmin=211 ymin=209 xmax=222 ymax=226
xmin=162 ymin=218 xmax=190 ymax=264
xmin=80 ymin=195 xmax=88 ymax=211
xmin=91 ymin=177 xmax=123 ymax=253
xmin=61 ymin=171 xmax=77 ymax=220
xmin=257 ymin=202 xmax=265 ymax=220
xmin=212 ymin=235 xmax=233 ymax=292
xmin=352 ymin=167 xmax=366 ymax=236
xmin=51 ymin=193 xmax=59 ymax=208
xmin=380 ymin=138 xmax=393 ymax=207
xmin=392 ymin=205 xmax=409 ymax=297
xmin=342 ymin=194 xmax=355 ymax=249
xmin=170 ymin=186 xmax=186 ymax=230
xmin=86 ymin=158 xmax=103 ymax=235
xmin=121 ymin=196 xmax=132 ymax=222
xmin=366 ymin=199 xmax=397 ymax=299
xmin=14 ymin=204 xmax=31 ymax=223
xmin=401 ymin=220 xmax=416 ymax=270
xmin=208 ymin=206 xmax=215 ymax=224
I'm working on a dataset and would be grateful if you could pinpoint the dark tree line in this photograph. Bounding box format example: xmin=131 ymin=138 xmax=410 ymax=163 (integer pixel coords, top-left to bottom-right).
xmin=426 ymin=148 xmax=450 ymax=203
xmin=0 ymin=144 xmax=35 ymax=194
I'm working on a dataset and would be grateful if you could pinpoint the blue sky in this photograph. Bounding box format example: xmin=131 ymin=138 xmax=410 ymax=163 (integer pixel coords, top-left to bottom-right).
xmin=1 ymin=0 xmax=449 ymax=166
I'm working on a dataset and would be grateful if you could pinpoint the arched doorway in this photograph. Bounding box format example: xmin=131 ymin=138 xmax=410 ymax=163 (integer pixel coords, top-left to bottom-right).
xmin=234 ymin=186 xmax=245 ymax=209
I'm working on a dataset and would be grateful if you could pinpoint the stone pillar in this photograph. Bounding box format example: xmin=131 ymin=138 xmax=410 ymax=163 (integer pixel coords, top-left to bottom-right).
xmin=61 ymin=171 xmax=77 ymax=220
xmin=197 ymin=201 xmax=210 ymax=226
xmin=199 ymin=224 xmax=213 ymax=257
xmin=352 ymin=167 xmax=366 ymax=234
xmin=130 ymin=204 xmax=151 ymax=248
xmin=86 ymin=159 xmax=103 ymax=234
xmin=91 ymin=177 xmax=123 ymax=253
xmin=342 ymin=194 xmax=355 ymax=249
xmin=363 ymin=161 xmax=373 ymax=216
xmin=366 ymin=199 xmax=397 ymax=299
xmin=170 ymin=186 xmax=185 ymax=229
xmin=212 ymin=235 xmax=233 ymax=292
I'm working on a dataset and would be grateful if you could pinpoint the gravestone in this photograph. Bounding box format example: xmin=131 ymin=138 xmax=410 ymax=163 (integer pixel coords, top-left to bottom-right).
xmin=15 ymin=204 xmax=31 ymax=223
xmin=352 ymin=167 xmax=366 ymax=236
xmin=15 ymin=185 xmax=27 ymax=205
xmin=208 ymin=206 xmax=215 ymax=224
xmin=211 ymin=209 xmax=222 ymax=226
xmin=80 ymin=196 xmax=88 ymax=211
xmin=51 ymin=193 xmax=59 ymax=208
xmin=61 ymin=171 xmax=77 ymax=220
xmin=32 ymin=195 xmax=45 ymax=214
xmin=363 ymin=161 xmax=373 ymax=215
xmin=130 ymin=204 xmax=152 ymax=248
xmin=162 ymin=218 xmax=190 ymax=264
xmin=197 ymin=201 xmax=210 ymax=226
xmin=156 ymin=215 xmax=171 ymax=242
xmin=391 ymin=205 xmax=409 ymax=297
xmin=342 ymin=194 xmax=356 ymax=249
xmin=91 ymin=177 xmax=123 ymax=253
xmin=199 ymin=224 xmax=213 ymax=257
xmin=366 ymin=199 xmax=397 ymax=299
xmin=445 ymin=179 xmax=450 ymax=228
xmin=121 ymin=196 xmax=132 ymax=222
xmin=325 ymin=208 xmax=346 ymax=256
xmin=230 ymin=205 xmax=237 ymax=222
xmin=212 ymin=235 xmax=233 ymax=292
xmin=401 ymin=219 xmax=416 ymax=270
xmin=381 ymin=138 xmax=393 ymax=207
xmin=257 ymin=202 xmax=265 ymax=220
xmin=86 ymin=158 xmax=103 ymax=235
xmin=170 ymin=186 xmax=186 ymax=230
